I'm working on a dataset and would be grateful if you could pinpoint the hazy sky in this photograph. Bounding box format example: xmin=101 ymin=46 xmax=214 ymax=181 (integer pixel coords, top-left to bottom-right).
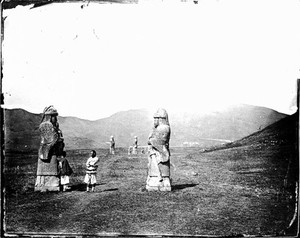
xmin=2 ymin=0 xmax=300 ymax=120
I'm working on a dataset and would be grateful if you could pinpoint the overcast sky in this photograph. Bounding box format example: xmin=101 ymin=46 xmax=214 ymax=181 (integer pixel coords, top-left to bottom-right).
xmin=2 ymin=0 xmax=300 ymax=120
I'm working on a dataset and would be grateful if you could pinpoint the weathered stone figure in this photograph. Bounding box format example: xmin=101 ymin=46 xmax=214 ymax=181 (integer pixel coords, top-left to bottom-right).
xmin=35 ymin=106 xmax=65 ymax=192
xmin=128 ymin=146 xmax=132 ymax=155
xmin=110 ymin=136 xmax=115 ymax=154
xmin=132 ymin=136 xmax=138 ymax=155
xmin=146 ymin=108 xmax=171 ymax=191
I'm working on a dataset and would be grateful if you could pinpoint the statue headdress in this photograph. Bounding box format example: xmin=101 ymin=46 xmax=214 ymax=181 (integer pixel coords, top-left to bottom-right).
xmin=41 ymin=105 xmax=58 ymax=122
xmin=153 ymin=108 xmax=169 ymax=125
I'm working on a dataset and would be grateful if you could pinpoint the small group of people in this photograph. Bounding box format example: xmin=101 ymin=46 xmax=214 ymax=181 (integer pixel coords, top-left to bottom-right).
xmin=56 ymin=150 xmax=100 ymax=192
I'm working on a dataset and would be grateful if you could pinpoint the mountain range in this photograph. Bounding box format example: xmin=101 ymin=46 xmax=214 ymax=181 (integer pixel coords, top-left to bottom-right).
xmin=4 ymin=104 xmax=288 ymax=151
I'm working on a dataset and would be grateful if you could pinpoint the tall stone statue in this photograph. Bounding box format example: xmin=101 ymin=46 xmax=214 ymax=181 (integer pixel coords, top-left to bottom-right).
xmin=146 ymin=108 xmax=171 ymax=191
xmin=35 ymin=106 xmax=65 ymax=192
xmin=132 ymin=136 xmax=138 ymax=155
xmin=110 ymin=136 xmax=115 ymax=154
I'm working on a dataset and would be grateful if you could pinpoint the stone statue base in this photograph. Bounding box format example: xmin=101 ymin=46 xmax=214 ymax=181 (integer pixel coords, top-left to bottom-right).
xmin=132 ymin=148 xmax=138 ymax=155
xmin=35 ymin=176 xmax=60 ymax=192
xmin=146 ymin=176 xmax=171 ymax=191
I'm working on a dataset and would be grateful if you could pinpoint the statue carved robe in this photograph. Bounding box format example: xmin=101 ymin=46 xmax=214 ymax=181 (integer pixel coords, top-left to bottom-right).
xmin=146 ymin=108 xmax=171 ymax=191
xmin=35 ymin=107 xmax=65 ymax=192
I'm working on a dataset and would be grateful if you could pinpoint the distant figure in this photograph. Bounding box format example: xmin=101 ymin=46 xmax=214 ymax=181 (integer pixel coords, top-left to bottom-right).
xmin=132 ymin=136 xmax=138 ymax=155
xmin=110 ymin=136 xmax=115 ymax=154
xmin=57 ymin=151 xmax=73 ymax=192
xmin=128 ymin=146 xmax=132 ymax=155
xmin=146 ymin=108 xmax=171 ymax=191
xmin=35 ymin=105 xmax=65 ymax=192
xmin=84 ymin=150 xmax=99 ymax=192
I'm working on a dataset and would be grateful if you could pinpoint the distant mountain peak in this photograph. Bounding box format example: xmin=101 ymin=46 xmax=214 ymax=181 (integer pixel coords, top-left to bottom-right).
xmin=4 ymin=105 xmax=287 ymax=150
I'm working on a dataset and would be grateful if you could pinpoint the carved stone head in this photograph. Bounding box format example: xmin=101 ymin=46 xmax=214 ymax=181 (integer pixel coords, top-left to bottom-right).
xmin=153 ymin=108 xmax=169 ymax=126
xmin=43 ymin=105 xmax=58 ymax=116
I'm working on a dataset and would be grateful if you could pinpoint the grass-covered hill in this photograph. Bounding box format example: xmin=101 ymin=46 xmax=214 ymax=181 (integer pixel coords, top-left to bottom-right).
xmin=202 ymin=110 xmax=298 ymax=200
xmin=204 ymin=111 xmax=298 ymax=152
xmin=4 ymin=104 xmax=287 ymax=151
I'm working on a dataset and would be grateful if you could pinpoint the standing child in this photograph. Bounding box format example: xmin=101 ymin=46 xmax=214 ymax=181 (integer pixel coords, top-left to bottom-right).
xmin=57 ymin=151 xmax=73 ymax=192
xmin=84 ymin=150 xmax=99 ymax=192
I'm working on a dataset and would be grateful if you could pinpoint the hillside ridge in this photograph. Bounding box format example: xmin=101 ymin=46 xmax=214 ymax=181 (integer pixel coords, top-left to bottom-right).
xmin=203 ymin=111 xmax=298 ymax=153
xmin=4 ymin=105 xmax=287 ymax=150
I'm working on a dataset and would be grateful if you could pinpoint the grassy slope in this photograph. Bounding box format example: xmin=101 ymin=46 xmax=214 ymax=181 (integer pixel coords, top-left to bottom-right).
xmin=4 ymin=141 xmax=297 ymax=236
xmin=4 ymin=112 xmax=297 ymax=236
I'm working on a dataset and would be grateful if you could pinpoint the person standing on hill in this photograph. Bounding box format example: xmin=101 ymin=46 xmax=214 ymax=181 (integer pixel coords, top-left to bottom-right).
xmin=84 ymin=150 xmax=99 ymax=192
xmin=57 ymin=151 xmax=73 ymax=192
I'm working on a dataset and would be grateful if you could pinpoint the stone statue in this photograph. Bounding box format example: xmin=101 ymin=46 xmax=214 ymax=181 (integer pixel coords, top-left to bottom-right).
xmin=128 ymin=146 xmax=132 ymax=155
xmin=132 ymin=136 xmax=138 ymax=155
xmin=146 ymin=108 xmax=171 ymax=191
xmin=110 ymin=136 xmax=115 ymax=154
xmin=35 ymin=106 xmax=65 ymax=192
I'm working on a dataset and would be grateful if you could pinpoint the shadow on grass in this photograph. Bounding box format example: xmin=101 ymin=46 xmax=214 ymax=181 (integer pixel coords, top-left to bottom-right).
xmin=172 ymin=183 xmax=199 ymax=191
xmin=101 ymin=188 xmax=118 ymax=192
xmin=71 ymin=183 xmax=106 ymax=191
